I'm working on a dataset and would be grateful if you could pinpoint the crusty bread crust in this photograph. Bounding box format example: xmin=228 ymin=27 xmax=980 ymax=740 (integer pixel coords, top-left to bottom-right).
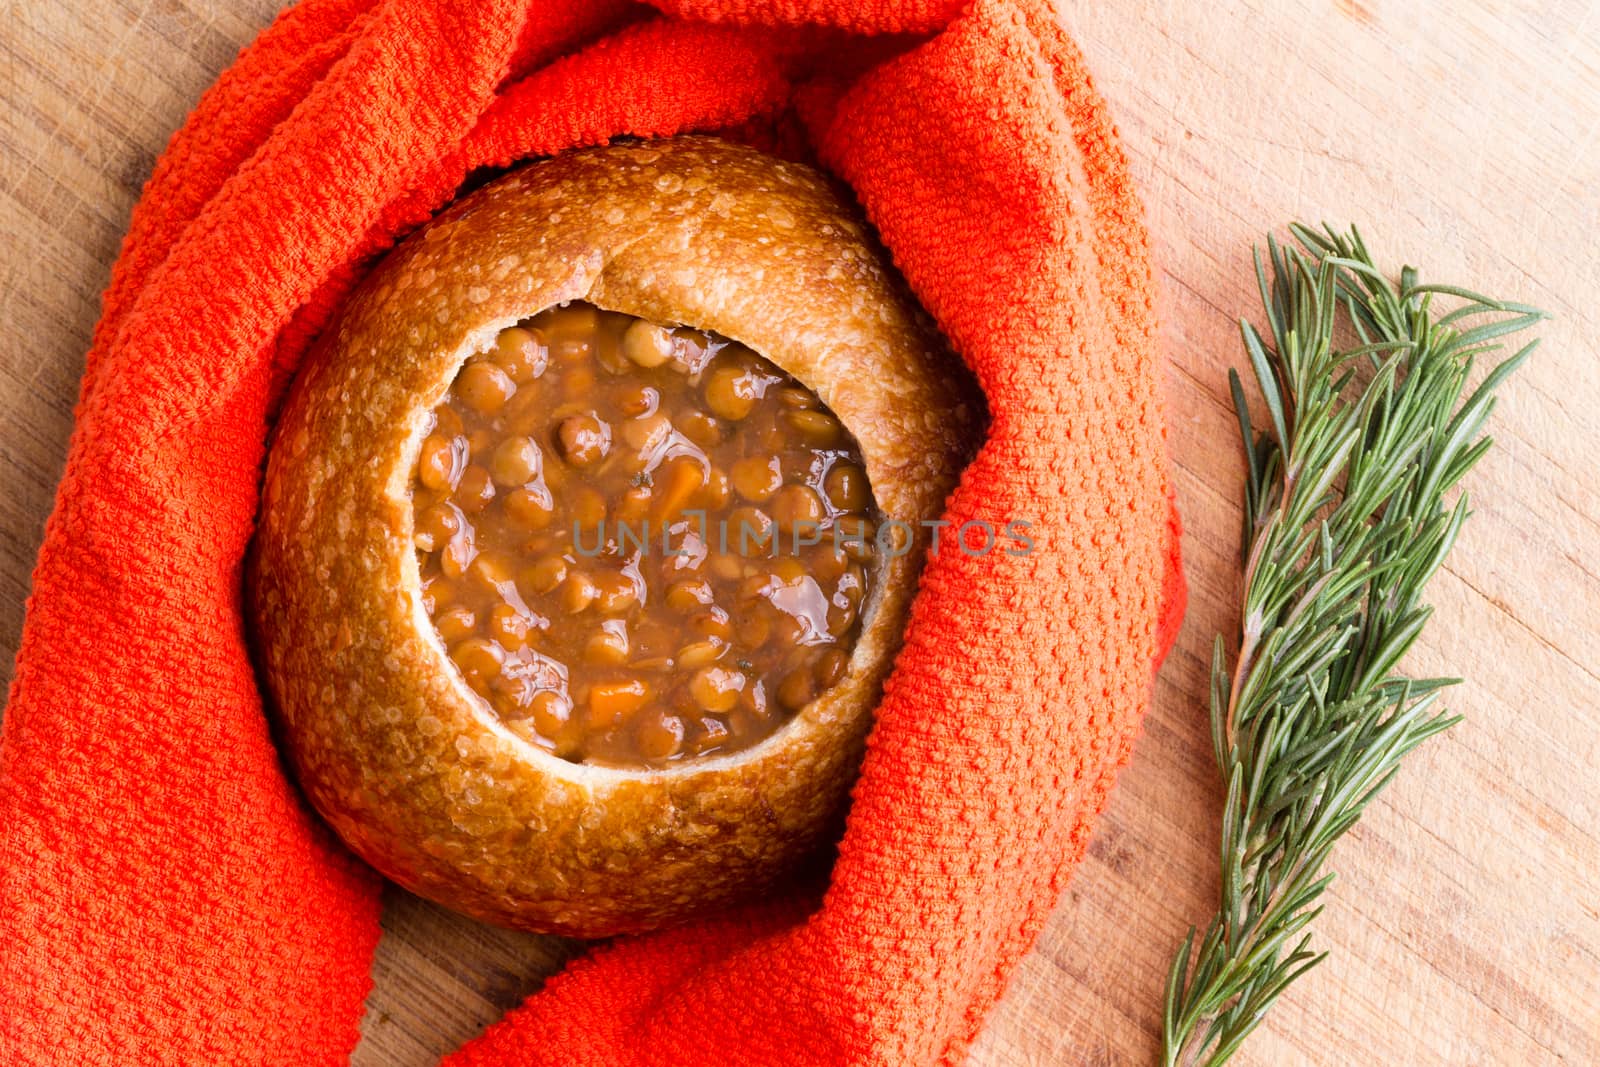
xmin=249 ymin=136 xmax=980 ymax=936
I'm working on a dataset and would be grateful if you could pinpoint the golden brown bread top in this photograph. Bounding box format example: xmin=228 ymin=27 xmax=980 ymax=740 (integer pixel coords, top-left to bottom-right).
xmin=249 ymin=136 xmax=981 ymax=935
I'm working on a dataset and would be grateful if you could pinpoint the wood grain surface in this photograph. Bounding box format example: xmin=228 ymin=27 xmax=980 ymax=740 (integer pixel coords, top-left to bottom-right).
xmin=3 ymin=1 xmax=1597 ymax=1064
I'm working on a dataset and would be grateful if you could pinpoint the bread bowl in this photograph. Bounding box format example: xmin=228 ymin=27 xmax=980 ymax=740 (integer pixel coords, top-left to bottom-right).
xmin=248 ymin=136 xmax=981 ymax=936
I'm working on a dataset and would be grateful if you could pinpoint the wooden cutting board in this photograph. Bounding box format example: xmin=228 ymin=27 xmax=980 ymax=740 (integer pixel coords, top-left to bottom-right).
xmin=3 ymin=1 xmax=1596 ymax=1063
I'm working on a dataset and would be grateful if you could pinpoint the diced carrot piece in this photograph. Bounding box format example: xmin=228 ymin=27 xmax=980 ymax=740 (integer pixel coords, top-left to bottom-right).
xmin=586 ymin=679 xmax=651 ymax=727
xmin=651 ymin=457 xmax=705 ymax=523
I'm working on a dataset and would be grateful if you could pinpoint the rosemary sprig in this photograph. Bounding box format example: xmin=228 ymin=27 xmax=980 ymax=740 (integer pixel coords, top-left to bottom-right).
xmin=1160 ymin=224 xmax=1543 ymax=1067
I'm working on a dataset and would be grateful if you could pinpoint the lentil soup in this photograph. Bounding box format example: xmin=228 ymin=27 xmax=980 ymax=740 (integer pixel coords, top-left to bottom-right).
xmin=411 ymin=302 xmax=879 ymax=767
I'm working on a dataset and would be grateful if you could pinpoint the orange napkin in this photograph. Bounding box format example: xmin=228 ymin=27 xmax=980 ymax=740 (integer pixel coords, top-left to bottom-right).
xmin=0 ymin=0 xmax=1185 ymax=1063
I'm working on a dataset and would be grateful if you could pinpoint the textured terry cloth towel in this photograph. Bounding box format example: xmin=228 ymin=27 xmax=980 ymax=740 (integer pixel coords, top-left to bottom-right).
xmin=0 ymin=0 xmax=1187 ymax=1064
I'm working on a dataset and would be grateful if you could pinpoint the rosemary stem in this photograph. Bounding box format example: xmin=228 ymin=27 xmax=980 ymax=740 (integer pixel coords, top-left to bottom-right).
xmin=1159 ymin=224 xmax=1541 ymax=1067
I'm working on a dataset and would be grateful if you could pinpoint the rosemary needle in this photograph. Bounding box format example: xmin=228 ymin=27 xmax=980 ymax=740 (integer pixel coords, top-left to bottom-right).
xmin=1160 ymin=224 xmax=1544 ymax=1067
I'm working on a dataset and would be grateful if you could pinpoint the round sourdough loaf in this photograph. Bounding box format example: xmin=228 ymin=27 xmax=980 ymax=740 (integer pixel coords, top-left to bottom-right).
xmin=248 ymin=136 xmax=981 ymax=935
